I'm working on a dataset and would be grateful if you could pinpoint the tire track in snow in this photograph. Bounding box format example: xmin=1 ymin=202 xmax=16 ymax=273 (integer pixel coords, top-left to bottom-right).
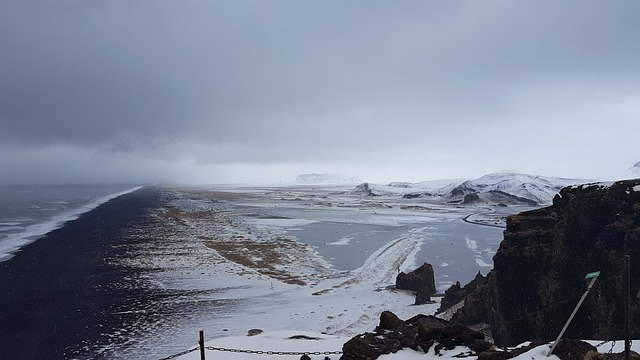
xmin=316 ymin=229 xmax=428 ymax=335
xmin=333 ymin=231 xmax=425 ymax=289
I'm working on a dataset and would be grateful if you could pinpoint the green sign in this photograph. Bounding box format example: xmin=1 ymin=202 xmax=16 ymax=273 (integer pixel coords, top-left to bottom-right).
xmin=585 ymin=271 xmax=601 ymax=279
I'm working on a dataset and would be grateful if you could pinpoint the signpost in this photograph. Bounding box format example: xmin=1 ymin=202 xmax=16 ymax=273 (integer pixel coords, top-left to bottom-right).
xmin=546 ymin=271 xmax=601 ymax=357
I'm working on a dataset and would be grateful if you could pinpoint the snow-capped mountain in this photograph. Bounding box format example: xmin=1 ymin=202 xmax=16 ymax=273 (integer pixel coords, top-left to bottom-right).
xmin=624 ymin=161 xmax=640 ymax=179
xmin=443 ymin=173 xmax=585 ymax=205
xmin=295 ymin=173 xmax=362 ymax=184
xmin=357 ymin=173 xmax=591 ymax=206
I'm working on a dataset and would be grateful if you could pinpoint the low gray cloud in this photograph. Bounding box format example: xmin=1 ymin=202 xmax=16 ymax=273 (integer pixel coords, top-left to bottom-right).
xmin=1 ymin=1 xmax=639 ymax=184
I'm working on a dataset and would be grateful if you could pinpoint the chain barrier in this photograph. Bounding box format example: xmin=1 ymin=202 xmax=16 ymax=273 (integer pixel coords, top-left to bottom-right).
xmin=205 ymin=346 xmax=343 ymax=356
xmin=158 ymin=347 xmax=199 ymax=360
xmin=594 ymin=339 xmax=611 ymax=348
xmin=159 ymin=343 xmax=342 ymax=359
xmin=607 ymin=340 xmax=616 ymax=357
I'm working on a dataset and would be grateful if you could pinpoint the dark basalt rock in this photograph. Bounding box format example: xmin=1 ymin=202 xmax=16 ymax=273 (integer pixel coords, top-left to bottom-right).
xmin=377 ymin=310 xmax=404 ymax=331
xmin=438 ymin=272 xmax=486 ymax=314
xmin=415 ymin=287 xmax=434 ymax=305
xmin=396 ymin=262 xmax=436 ymax=295
xmin=551 ymin=339 xmax=596 ymax=360
xmin=440 ymin=281 xmax=463 ymax=310
xmin=478 ymin=350 xmax=516 ymax=360
xmin=446 ymin=179 xmax=640 ymax=346
xmin=341 ymin=311 xmax=493 ymax=360
xmin=354 ymin=183 xmax=378 ymax=196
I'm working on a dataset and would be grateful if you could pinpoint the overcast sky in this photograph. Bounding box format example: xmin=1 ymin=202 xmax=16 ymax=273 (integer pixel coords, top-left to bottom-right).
xmin=1 ymin=1 xmax=639 ymax=185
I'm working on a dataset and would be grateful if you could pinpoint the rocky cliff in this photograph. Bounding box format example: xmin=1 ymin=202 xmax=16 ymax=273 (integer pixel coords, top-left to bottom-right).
xmin=442 ymin=179 xmax=640 ymax=346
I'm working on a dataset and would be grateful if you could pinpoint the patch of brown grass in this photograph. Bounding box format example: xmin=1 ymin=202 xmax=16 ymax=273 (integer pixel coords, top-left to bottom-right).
xmin=157 ymin=197 xmax=310 ymax=286
xmin=204 ymin=239 xmax=307 ymax=286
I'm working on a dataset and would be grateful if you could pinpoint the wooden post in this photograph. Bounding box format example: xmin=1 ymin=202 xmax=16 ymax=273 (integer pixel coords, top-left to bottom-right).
xmin=199 ymin=330 xmax=206 ymax=360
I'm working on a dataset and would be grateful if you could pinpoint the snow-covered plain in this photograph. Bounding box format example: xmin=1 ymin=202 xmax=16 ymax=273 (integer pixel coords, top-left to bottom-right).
xmin=138 ymin=184 xmax=444 ymax=358
xmin=99 ymin=174 xmax=600 ymax=359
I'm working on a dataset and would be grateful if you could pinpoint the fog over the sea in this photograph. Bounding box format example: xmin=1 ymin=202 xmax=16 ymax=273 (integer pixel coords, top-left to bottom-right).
xmin=1 ymin=1 xmax=639 ymax=185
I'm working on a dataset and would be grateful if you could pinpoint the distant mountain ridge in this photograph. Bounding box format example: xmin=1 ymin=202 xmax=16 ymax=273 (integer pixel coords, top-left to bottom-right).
xmin=358 ymin=173 xmax=593 ymax=206
xmin=443 ymin=173 xmax=584 ymax=205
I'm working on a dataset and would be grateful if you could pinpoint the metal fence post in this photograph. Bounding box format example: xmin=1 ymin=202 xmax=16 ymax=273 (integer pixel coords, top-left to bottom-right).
xmin=546 ymin=271 xmax=600 ymax=356
xmin=625 ymin=255 xmax=630 ymax=360
xmin=199 ymin=330 xmax=206 ymax=360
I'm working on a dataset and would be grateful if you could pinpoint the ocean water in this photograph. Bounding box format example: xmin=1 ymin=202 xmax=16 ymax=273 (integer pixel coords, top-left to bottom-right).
xmin=0 ymin=184 xmax=143 ymax=261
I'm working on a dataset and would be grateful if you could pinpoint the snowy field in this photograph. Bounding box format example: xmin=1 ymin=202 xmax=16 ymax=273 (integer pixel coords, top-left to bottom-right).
xmin=101 ymin=184 xmax=538 ymax=359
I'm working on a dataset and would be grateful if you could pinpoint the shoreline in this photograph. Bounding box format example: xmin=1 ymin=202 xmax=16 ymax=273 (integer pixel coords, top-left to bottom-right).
xmin=0 ymin=185 xmax=145 ymax=263
xmin=0 ymin=186 xmax=158 ymax=359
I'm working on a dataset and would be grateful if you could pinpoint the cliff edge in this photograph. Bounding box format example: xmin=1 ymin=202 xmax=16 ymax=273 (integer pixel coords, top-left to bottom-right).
xmin=442 ymin=179 xmax=640 ymax=346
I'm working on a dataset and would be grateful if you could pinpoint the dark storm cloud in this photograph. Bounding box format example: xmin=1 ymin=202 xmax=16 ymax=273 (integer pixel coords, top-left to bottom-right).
xmin=1 ymin=1 xmax=639 ymax=184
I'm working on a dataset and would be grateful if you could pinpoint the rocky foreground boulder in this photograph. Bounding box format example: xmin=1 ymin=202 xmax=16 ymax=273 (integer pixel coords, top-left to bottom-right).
xmin=441 ymin=179 xmax=640 ymax=346
xmin=341 ymin=311 xmax=492 ymax=360
xmin=340 ymin=311 xmax=599 ymax=360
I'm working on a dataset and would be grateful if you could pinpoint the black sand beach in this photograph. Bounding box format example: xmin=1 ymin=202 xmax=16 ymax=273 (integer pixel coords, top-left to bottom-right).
xmin=0 ymin=186 xmax=160 ymax=360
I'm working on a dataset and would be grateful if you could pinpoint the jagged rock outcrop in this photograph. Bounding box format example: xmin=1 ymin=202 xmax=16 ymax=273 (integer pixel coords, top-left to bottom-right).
xmin=444 ymin=179 xmax=640 ymax=346
xmin=353 ymin=183 xmax=378 ymax=196
xmin=395 ymin=263 xmax=436 ymax=304
xmin=341 ymin=311 xmax=493 ymax=360
xmin=437 ymin=272 xmax=486 ymax=314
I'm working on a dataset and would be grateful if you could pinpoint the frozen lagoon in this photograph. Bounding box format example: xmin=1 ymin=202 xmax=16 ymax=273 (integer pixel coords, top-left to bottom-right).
xmin=229 ymin=185 xmax=521 ymax=292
